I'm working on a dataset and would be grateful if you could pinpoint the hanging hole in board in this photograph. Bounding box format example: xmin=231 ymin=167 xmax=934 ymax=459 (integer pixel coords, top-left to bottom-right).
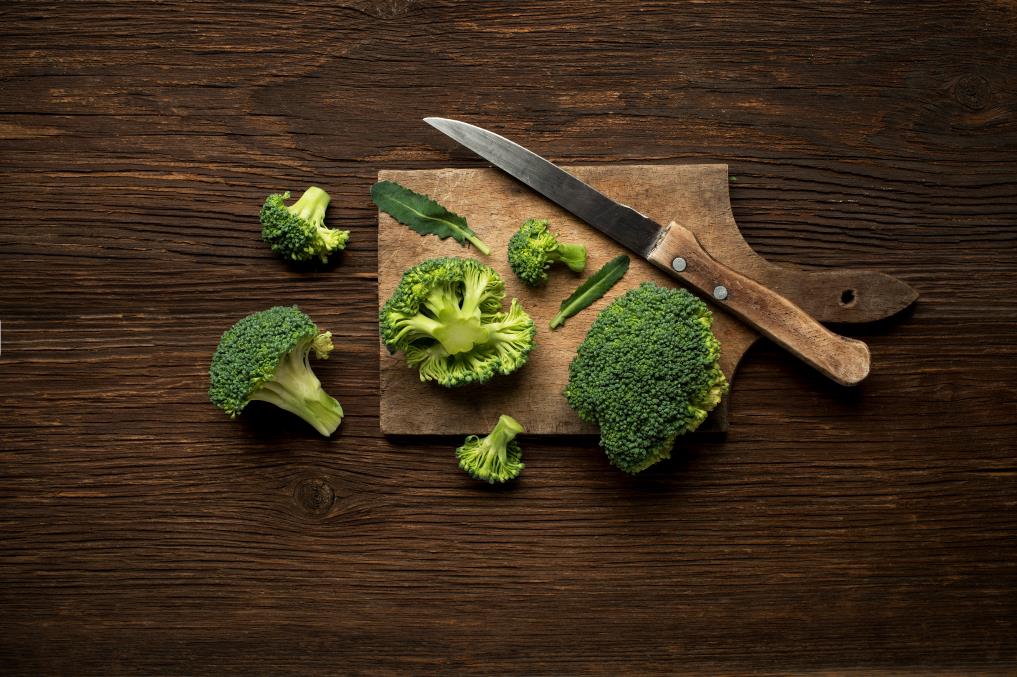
xmin=840 ymin=289 xmax=857 ymax=307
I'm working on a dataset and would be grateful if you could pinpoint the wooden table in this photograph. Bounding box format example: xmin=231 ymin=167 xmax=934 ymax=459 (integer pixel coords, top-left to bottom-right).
xmin=2 ymin=2 xmax=1015 ymax=674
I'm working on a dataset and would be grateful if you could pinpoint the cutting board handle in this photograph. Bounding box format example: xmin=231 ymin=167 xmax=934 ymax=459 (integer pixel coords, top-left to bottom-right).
xmin=647 ymin=222 xmax=871 ymax=386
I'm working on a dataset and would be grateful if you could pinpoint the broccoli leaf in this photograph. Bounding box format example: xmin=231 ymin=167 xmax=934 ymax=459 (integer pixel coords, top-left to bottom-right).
xmin=550 ymin=254 xmax=629 ymax=329
xmin=371 ymin=180 xmax=491 ymax=255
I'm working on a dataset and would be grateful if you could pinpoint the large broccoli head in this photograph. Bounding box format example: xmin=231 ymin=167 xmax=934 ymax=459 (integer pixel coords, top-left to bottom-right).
xmin=261 ymin=186 xmax=350 ymax=263
xmin=380 ymin=257 xmax=536 ymax=387
xmin=564 ymin=282 xmax=727 ymax=473
xmin=507 ymin=218 xmax=587 ymax=286
xmin=208 ymin=305 xmax=343 ymax=437
xmin=456 ymin=414 xmax=525 ymax=484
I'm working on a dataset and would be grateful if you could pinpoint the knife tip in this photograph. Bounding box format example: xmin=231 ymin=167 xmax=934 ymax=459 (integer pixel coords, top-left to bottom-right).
xmin=424 ymin=117 xmax=466 ymax=132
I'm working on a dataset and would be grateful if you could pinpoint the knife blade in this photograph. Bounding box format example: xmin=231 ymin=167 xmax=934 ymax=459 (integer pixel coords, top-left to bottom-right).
xmin=424 ymin=117 xmax=871 ymax=386
xmin=424 ymin=117 xmax=662 ymax=256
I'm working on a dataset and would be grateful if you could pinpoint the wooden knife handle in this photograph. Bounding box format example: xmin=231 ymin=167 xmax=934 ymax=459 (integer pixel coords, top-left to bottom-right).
xmin=647 ymin=222 xmax=871 ymax=386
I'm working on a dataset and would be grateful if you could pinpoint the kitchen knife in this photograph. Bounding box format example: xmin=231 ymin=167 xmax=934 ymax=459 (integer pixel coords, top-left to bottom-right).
xmin=424 ymin=117 xmax=870 ymax=386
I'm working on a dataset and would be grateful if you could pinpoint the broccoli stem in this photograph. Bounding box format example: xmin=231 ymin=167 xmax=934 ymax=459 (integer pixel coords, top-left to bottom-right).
xmin=288 ymin=186 xmax=330 ymax=226
xmin=432 ymin=308 xmax=490 ymax=354
xmin=419 ymin=282 xmax=492 ymax=355
xmin=550 ymin=243 xmax=587 ymax=273
xmin=249 ymin=344 xmax=343 ymax=437
xmin=487 ymin=414 xmax=524 ymax=461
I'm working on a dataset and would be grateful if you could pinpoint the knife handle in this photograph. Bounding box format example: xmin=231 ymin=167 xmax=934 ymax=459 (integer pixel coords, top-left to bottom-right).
xmin=647 ymin=222 xmax=871 ymax=386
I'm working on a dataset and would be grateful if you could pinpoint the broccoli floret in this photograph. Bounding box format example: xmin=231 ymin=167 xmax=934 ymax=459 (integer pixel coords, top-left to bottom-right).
xmin=457 ymin=414 xmax=525 ymax=483
xmin=209 ymin=306 xmax=343 ymax=437
xmin=380 ymin=257 xmax=536 ymax=387
xmin=261 ymin=186 xmax=350 ymax=263
xmin=564 ymin=282 xmax=728 ymax=473
xmin=507 ymin=218 xmax=587 ymax=286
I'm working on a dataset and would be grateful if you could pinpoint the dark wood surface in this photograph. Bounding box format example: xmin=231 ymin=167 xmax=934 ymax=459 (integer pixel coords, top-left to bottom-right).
xmin=2 ymin=1 xmax=1016 ymax=674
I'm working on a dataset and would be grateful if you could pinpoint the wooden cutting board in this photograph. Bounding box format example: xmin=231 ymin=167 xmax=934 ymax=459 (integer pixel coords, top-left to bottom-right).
xmin=377 ymin=164 xmax=916 ymax=436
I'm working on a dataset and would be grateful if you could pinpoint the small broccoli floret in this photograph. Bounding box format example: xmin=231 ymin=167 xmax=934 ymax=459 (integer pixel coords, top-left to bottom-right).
xmin=457 ymin=414 xmax=525 ymax=483
xmin=209 ymin=306 xmax=343 ymax=437
xmin=261 ymin=186 xmax=350 ymax=263
xmin=564 ymin=282 xmax=728 ymax=473
xmin=380 ymin=257 xmax=536 ymax=387
xmin=507 ymin=218 xmax=587 ymax=286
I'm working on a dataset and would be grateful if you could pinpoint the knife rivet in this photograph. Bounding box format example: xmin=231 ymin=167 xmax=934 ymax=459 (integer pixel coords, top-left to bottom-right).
xmin=713 ymin=285 xmax=729 ymax=301
xmin=671 ymin=257 xmax=687 ymax=272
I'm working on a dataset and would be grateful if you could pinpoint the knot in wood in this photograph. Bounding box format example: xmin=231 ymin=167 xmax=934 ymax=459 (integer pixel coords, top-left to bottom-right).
xmin=357 ymin=0 xmax=415 ymax=20
xmin=294 ymin=478 xmax=336 ymax=517
xmin=953 ymin=74 xmax=990 ymax=111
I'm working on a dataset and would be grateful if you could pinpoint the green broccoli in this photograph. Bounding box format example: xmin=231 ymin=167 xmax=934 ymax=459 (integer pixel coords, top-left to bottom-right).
xmin=457 ymin=414 xmax=525 ymax=483
xmin=380 ymin=257 xmax=536 ymax=387
xmin=208 ymin=306 xmax=343 ymax=437
xmin=261 ymin=186 xmax=350 ymax=263
xmin=564 ymin=282 xmax=728 ymax=473
xmin=507 ymin=218 xmax=587 ymax=286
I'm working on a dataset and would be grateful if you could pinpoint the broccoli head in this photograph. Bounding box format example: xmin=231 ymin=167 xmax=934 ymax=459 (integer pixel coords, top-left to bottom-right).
xmin=457 ymin=414 xmax=525 ymax=483
xmin=209 ymin=305 xmax=343 ymax=437
xmin=507 ymin=218 xmax=587 ymax=286
xmin=564 ymin=282 xmax=728 ymax=473
xmin=261 ymin=186 xmax=350 ymax=263
xmin=380 ymin=257 xmax=536 ymax=387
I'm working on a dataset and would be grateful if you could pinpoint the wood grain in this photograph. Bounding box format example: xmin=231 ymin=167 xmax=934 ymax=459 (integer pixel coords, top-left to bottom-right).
xmin=2 ymin=1 xmax=1017 ymax=674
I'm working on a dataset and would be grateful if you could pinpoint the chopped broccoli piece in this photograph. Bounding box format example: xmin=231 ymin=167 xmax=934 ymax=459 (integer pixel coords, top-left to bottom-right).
xmin=457 ymin=414 xmax=525 ymax=483
xmin=507 ymin=218 xmax=587 ymax=286
xmin=380 ymin=257 xmax=536 ymax=387
xmin=209 ymin=306 xmax=343 ymax=437
xmin=261 ymin=186 xmax=350 ymax=263
xmin=564 ymin=282 xmax=728 ymax=473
